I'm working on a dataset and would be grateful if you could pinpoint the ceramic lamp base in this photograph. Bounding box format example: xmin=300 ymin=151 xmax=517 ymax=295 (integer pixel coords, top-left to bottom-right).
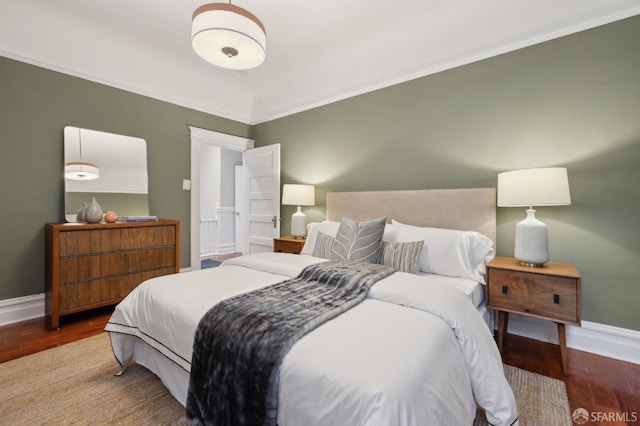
xmin=291 ymin=206 xmax=307 ymax=238
xmin=514 ymin=208 xmax=549 ymax=267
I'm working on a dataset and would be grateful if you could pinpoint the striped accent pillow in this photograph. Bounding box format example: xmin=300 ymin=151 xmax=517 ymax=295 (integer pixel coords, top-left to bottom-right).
xmin=312 ymin=232 xmax=335 ymax=259
xmin=378 ymin=240 xmax=424 ymax=274
xmin=329 ymin=216 xmax=387 ymax=263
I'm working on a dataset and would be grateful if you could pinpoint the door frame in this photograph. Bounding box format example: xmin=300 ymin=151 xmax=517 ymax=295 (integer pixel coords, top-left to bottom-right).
xmin=189 ymin=126 xmax=254 ymax=270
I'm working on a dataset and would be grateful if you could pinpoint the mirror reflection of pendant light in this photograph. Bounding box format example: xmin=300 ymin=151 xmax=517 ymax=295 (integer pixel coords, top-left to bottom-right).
xmin=64 ymin=128 xmax=99 ymax=180
xmin=191 ymin=2 xmax=266 ymax=70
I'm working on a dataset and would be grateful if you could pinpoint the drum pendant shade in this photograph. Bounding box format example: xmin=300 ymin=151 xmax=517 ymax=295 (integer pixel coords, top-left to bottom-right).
xmin=192 ymin=3 xmax=266 ymax=70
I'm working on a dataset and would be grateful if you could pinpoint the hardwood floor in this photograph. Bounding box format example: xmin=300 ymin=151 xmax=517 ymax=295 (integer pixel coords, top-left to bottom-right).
xmin=1 ymin=310 xmax=638 ymax=424
xmin=501 ymin=334 xmax=640 ymax=425
xmin=0 ymin=306 xmax=113 ymax=363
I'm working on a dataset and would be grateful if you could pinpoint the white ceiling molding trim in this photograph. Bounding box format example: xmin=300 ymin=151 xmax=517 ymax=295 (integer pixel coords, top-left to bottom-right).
xmin=188 ymin=126 xmax=254 ymax=151
xmin=252 ymin=5 xmax=640 ymax=124
xmin=0 ymin=48 xmax=252 ymax=125
xmin=2 ymin=1 xmax=640 ymax=125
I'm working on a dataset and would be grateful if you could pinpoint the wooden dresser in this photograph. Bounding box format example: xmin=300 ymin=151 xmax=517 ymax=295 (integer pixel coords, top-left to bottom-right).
xmin=45 ymin=220 xmax=179 ymax=329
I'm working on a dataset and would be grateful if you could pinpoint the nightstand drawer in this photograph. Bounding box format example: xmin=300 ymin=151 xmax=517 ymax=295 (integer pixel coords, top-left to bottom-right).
xmin=488 ymin=269 xmax=579 ymax=324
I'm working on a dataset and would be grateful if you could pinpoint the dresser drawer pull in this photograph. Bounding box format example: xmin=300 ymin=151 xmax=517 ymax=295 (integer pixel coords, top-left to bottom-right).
xmin=554 ymin=294 xmax=560 ymax=304
xmin=502 ymin=285 xmax=508 ymax=294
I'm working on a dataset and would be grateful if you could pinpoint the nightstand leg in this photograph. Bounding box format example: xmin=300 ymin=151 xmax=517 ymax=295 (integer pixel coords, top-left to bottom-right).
xmin=497 ymin=311 xmax=509 ymax=353
xmin=557 ymin=323 xmax=568 ymax=375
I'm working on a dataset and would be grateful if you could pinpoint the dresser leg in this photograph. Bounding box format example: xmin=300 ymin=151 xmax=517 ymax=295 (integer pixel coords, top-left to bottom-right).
xmin=46 ymin=314 xmax=60 ymax=331
xmin=557 ymin=323 xmax=568 ymax=375
xmin=497 ymin=311 xmax=509 ymax=353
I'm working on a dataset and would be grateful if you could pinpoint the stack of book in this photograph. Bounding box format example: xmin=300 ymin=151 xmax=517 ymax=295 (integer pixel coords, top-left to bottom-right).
xmin=120 ymin=215 xmax=159 ymax=222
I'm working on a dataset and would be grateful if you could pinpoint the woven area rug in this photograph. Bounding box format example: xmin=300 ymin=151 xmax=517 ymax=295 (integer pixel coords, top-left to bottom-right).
xmin=1 ymin=333 xmax=571 ymax=425
xmin=473 ymin=365 xmax=572 ymax=425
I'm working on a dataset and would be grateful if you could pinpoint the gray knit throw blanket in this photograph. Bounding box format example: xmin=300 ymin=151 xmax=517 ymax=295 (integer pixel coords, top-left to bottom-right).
xmin=185 ymin=260 xmax=395 ymax=426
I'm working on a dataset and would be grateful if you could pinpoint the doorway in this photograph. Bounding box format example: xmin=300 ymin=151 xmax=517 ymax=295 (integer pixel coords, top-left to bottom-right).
xmin=189 ymin=127 xmax=281 ymax=270
xmin=189 ymin=127 xmax=254 ymax=270
xmin=199 ymin=144 xmax=243 ymax=261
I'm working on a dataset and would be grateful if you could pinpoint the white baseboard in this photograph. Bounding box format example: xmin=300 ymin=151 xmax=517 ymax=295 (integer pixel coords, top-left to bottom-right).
xmin=0 ymin=269 xmax=197 ymax=324
xmin=2 ymin=294 xmax=639 ymax=365
xmin=0 ymin=293 xmax=45 ymax=326
xmin=507 ymin=314 xmax=640 ymax=365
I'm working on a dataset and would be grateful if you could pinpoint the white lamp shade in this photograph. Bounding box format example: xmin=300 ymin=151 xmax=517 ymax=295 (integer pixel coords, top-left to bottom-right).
xmin=282 ymin=184 xmax=315 ymax=206
xmin=192 ymin=3 xmax=266 ymax=71
xmin=497 ymin=167 xmax=571 ymax=207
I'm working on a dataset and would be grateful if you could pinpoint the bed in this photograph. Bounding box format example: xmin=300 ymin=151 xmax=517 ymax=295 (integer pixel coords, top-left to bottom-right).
xmin=105 ymin=188 xmax=519 ymax=426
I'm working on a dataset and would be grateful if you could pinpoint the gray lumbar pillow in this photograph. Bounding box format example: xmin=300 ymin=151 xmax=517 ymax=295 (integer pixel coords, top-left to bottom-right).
xmin=329 ymin=216 xmax=387 ymax=263
xmin=378 ymin=240 xmax=424 ymax=274
xmin=312 ymin=232 xmax=335 ymax=259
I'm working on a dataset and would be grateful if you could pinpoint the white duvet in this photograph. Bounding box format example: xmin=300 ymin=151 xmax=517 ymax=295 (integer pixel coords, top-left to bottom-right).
xmin=106 ymin=252 xmax=518 ymax=426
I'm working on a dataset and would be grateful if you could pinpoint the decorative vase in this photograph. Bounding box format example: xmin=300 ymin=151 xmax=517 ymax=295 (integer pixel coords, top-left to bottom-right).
xmin=76 ymin=202 xmax=88 ymax=223
xmin=84 ymin=197 xmax=103 ymax=223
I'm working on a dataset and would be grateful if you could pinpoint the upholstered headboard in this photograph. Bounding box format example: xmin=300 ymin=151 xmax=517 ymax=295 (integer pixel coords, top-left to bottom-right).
xmin=326 ymin=188 xmax=496 ymax=245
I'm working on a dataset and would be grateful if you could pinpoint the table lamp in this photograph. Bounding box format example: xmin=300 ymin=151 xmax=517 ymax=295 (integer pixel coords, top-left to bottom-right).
xmin=282 ymin=184 xmax=315 ymax=238
xmin=497 ymin=167 xmax=571 ymax=267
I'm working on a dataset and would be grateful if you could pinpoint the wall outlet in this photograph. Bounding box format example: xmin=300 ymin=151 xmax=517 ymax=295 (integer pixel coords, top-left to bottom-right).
xmin=182 ymin=179 xmax=191 ymax=190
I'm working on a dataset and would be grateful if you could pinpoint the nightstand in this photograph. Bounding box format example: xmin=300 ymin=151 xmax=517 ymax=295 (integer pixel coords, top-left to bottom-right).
xmin=486 ymin=256 xmax=581 ymax=375
xmin=273 ymin=236 xmax=306 ymax=254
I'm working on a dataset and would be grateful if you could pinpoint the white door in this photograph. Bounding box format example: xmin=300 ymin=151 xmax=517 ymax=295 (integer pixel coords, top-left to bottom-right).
xmin=242 ymin=144 xmax=281 ymax=254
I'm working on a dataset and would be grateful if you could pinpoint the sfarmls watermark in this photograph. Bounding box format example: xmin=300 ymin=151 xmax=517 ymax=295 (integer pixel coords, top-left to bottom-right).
xmin=572 ymin=408 xmax=638 ymax=424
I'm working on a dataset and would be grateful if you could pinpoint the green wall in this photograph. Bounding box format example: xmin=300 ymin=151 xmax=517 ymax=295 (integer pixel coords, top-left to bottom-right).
xmin=1 ymin=15 xmax=639 ymax=332
xmin=254 ymin=15 xmax=640 ymax=331
xmin=0 ymin=56 xmax=251 ymax=300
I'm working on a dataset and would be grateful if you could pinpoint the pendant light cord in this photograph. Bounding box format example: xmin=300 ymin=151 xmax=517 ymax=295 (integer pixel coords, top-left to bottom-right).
xmin=78 ymin=128 xmax=84 ymax=163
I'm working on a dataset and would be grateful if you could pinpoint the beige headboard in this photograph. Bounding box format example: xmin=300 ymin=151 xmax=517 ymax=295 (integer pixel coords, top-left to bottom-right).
xmin=326 ymin=188 xmax=496 ymax=245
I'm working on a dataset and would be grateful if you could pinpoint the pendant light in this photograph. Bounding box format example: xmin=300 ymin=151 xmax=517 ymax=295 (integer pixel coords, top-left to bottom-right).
xmin=192 ymin=2 xmax=266 ymax=70
xmin=64 ymin=128 xmax=100 ymax=180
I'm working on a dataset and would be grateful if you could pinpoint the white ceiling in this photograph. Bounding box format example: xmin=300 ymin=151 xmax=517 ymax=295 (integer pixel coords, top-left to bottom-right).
xmin=2 ymin=0 xmax=639 ymax=125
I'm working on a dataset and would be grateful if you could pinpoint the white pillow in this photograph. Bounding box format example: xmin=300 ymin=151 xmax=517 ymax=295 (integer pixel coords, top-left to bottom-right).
xmin=389 ymin=220 xmax=494 ymax=282
xmin=300 ymin=221 xmax=341 ymax=255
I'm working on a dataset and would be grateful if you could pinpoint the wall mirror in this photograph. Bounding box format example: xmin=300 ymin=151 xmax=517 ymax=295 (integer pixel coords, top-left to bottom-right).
xmin=64 ymin=126 xmax=149 ymax=222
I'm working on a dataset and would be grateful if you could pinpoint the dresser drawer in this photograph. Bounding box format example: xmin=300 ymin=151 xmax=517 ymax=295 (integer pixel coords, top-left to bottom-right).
xmin=487 ymin=268 xmax=579 ymax=324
